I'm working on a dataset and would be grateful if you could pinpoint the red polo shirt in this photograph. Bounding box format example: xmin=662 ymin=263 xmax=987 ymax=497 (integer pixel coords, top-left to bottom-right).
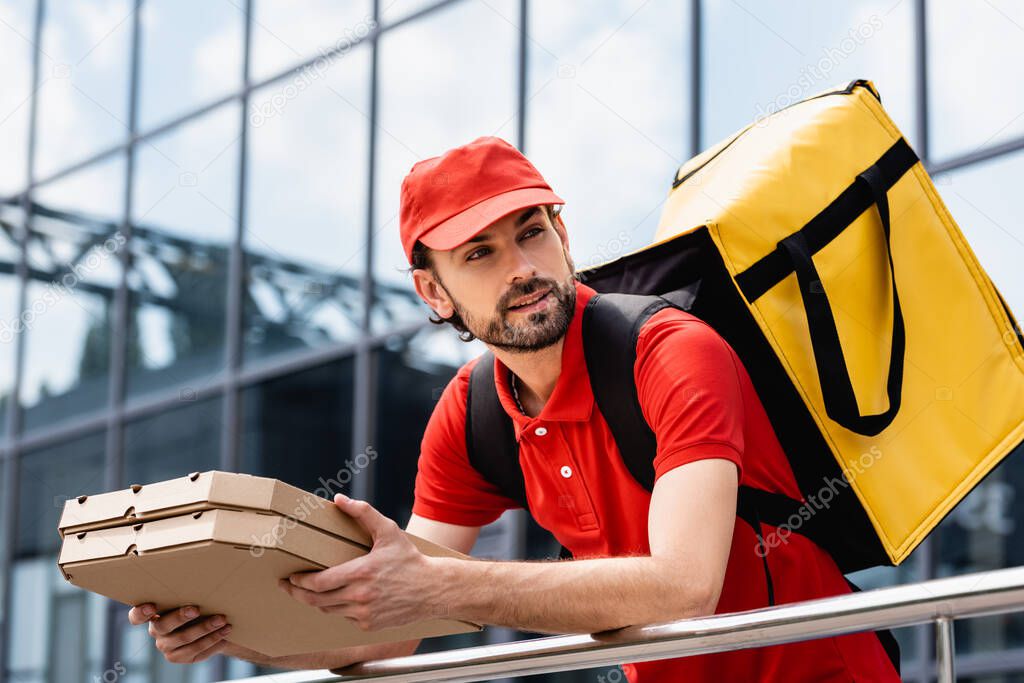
xmin=413 ymin=280 xmax=899 ymax=682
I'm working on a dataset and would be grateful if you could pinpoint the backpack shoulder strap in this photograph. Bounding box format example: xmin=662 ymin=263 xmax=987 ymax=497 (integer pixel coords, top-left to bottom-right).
xmin=466 ymin=352 xmax=529 ymax=510
xmin=581 ymin=292 xmax=676 ymax=490
xmin=582 ymin=289 xmax=781 ymax=604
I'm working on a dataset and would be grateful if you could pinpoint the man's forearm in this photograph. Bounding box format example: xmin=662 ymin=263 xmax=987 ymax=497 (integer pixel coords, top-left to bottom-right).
xmin=431 ymin=554 xmax=713 ymax=634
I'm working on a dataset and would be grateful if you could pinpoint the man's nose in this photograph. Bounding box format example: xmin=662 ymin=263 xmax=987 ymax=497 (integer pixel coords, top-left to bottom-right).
xmin=505 ymin=243 xmax=537 ymax=283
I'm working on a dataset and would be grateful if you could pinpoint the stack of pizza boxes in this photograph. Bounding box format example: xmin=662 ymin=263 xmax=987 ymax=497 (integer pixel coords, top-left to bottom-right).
xmin=56 ymin=471 xmax=481 ymax=656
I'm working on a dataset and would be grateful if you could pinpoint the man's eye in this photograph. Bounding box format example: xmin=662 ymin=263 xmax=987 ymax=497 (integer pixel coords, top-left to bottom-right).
xmin=466 ymin=228 xmax=543 ymax=261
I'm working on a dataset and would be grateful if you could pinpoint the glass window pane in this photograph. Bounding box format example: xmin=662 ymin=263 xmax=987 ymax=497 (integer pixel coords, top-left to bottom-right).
xmin=35 ymin=0 xmax=133 ymax=179
xmin=926 ymin=0 xmax=1024 ymax=162
xmin=380 ymin=0 xmax=445 ymax=27
xmin=244 ymin=46 xmax=370 ymax=363
xmin=371 ymin=0 xmax=519 ymax=333
xmin=0 ymin=0 xmax=35 ymax=195
xmin=702 ymin=1 xmax=917 ymax=150
xmin=527 ymin=0 xmax=690 ymax=272
xmin=933 ymin=150 xmax=1024 ymax=317
xmin=8 ymin=556 xmax=109 ymax=683
xmin=936 ymin=448 xmax=1024 ymax=654
xmin=17 ymin=431 xmax=106 ymax=559
xmin=0 ymin=202 xmax=24 ymax=437
xmin=0 ymin=455 xmax=6 ymax=617
xmin=239 ymin=359 xmax=353 ymax=492
xmin=137 ymin=0 xmax=244 ymax=131
xmin=373 ymin=327 xmax=482 ymax=525
xmin=123 ymin=395 xmax=222 ymax=485
xmin=127 ymin=105 xmax=239 ymax=399
xmin=250 ymin=0 xmax=373 ymax=82
xmin=20 ymin=158 xmax=126 ymax=432
xmin=11 ymin=433 xmax=108 ymax=682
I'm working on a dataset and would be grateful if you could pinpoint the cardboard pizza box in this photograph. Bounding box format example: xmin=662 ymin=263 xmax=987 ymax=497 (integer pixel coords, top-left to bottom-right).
xmin=56 ymin=473 xmax=482 ymax=655
xmin=61 ymin=471 xmax=367 ymax=546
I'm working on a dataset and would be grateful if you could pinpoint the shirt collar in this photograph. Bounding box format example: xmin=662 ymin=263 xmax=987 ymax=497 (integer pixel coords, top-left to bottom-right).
xmin=493 ymin=280 xmax=597 ymax=432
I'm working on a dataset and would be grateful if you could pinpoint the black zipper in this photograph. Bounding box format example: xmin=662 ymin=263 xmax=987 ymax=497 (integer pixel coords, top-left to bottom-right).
xmin=671 ymin=79 xmax=881 ymax=190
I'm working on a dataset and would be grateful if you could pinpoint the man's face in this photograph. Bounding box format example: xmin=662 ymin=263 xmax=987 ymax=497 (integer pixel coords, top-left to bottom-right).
xmin=413 ymin=206 xmax=577 ymax=354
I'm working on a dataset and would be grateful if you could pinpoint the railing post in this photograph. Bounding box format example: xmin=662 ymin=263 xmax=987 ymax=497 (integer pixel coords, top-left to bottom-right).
xmin=934 ymin=617 xmax=955 ymax=683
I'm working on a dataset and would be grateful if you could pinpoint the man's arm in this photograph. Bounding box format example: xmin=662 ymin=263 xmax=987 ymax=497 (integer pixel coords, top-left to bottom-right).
xmin=284 ymin=463 xmax=737 ymax=635
xmin=433 ymin=458 xmax=738 ymax=633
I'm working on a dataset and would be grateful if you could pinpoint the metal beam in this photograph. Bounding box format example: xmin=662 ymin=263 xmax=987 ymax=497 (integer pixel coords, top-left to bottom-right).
xmin=217 ymin=565 xmax=1024 ymax=683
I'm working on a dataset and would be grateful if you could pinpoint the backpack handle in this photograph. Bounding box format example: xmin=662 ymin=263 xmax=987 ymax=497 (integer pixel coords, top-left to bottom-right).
xmin=778 ymin=163 xmax=906 ymax=436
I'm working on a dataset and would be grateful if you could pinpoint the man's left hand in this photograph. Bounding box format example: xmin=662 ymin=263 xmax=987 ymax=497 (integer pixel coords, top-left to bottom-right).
xmin=278 ymin=494 xmax=447 ymax=631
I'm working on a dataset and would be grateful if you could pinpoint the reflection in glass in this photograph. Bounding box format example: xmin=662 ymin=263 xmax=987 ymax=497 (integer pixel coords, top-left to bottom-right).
xmin=250 ymin=0 xmax=372 ymax=82
xmin=239 ymin=359 xmax=354 ymax=493
xmin=123 ymin=395 xmax=222 ymax=485
xmin=20 ymin=157 xmax=126 ymax=432
xmin=373 ymin=326 xmax=482 ymax=525
xmin=937 ymin=450 xmax=1024 ymax=654
xmin=10 ymin=432 xmax=108 ymax=682
xmin=35 ymin=0 xmax=133 ymax=178
xmin=137 ymin=0 xmax=243 ymax=131
xmin=0 ymin=0 xmax=34 ymax=195
xmin=8 ymin=556 xmax=109 ymax=683
xmin=372 ymin=0 xmax=519 ymax=331
xmin=528 ymin=0 xmax=689 ymax=271
xmin=244 ymin=46 xmax=370 ymax=363
xmin=932 ymin=152 xmax=1024 ymax=321
xmin=127 ymin=105 xmax=239 ymax=398
xmin=17 ymin=430 xmax=106 ymax=557
xmin=926 ymin=1 xmax=1024 ymax=161
xmin=701 ymin=1 xmax=917 ymax=149
xmin=379 ymin=0 xmax=445 ymax=27
xmin=0 ymin=202 xmax=24 ymax=436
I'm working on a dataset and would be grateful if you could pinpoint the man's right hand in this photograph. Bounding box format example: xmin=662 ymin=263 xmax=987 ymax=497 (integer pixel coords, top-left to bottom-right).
xmin=128 ymin=604 xmax=233 ymax=664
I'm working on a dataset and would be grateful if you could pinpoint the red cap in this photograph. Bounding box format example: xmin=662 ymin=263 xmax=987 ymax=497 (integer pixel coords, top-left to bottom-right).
xmin=399 ymin=136 xmax=564 ymax=265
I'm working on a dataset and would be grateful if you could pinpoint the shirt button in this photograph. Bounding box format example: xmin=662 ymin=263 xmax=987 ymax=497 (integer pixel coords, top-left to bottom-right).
xmin=560 ymin=465 xmax=573 ymax=478
xmin=535 ymin=427 xmax=548 ymax=436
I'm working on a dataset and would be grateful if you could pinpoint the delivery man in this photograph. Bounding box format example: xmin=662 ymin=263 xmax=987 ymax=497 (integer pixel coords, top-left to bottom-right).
xmin=128 ymin=136 xmax=900 ymax=681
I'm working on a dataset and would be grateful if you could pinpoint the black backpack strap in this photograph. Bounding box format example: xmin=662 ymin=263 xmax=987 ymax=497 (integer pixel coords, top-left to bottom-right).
xmin=466 ymin=352 xmax=528 ymax=509
xmin=582 ymin=291 xmax=783 ymax=605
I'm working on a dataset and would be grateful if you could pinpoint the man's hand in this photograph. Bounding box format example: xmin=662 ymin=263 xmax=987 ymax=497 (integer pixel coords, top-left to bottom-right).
xmin=279 ymin=494 xmax=447 ymax=631
xmin=127 ymin=604 xmax=233 ymax=664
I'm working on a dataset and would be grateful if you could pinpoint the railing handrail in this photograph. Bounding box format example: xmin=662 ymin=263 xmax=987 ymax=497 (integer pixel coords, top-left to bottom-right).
xmin=219 ymin=565 xmax=1024 ymax=683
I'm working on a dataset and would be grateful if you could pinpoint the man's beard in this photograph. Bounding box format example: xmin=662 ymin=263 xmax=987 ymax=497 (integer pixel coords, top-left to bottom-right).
xmin=455 ymin=275 xmax=577 ymax=353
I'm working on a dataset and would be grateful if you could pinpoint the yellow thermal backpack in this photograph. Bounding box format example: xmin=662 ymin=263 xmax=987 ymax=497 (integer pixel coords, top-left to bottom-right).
xmin=573 ymin=78 xmax=1024 ymax=572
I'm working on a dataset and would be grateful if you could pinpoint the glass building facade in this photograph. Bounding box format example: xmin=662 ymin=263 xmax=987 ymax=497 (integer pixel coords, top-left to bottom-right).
xmin=0 ymin=1 xmax=1021 ymax=681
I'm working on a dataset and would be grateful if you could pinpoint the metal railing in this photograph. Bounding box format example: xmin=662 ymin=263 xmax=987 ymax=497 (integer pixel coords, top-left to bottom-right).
xmin=219 ymin=565 xmax=1024 ymax=683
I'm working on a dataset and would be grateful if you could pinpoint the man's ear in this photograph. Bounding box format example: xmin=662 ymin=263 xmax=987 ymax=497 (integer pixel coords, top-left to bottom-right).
xmin=412 ymin=268 xmax=455 ymax=318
